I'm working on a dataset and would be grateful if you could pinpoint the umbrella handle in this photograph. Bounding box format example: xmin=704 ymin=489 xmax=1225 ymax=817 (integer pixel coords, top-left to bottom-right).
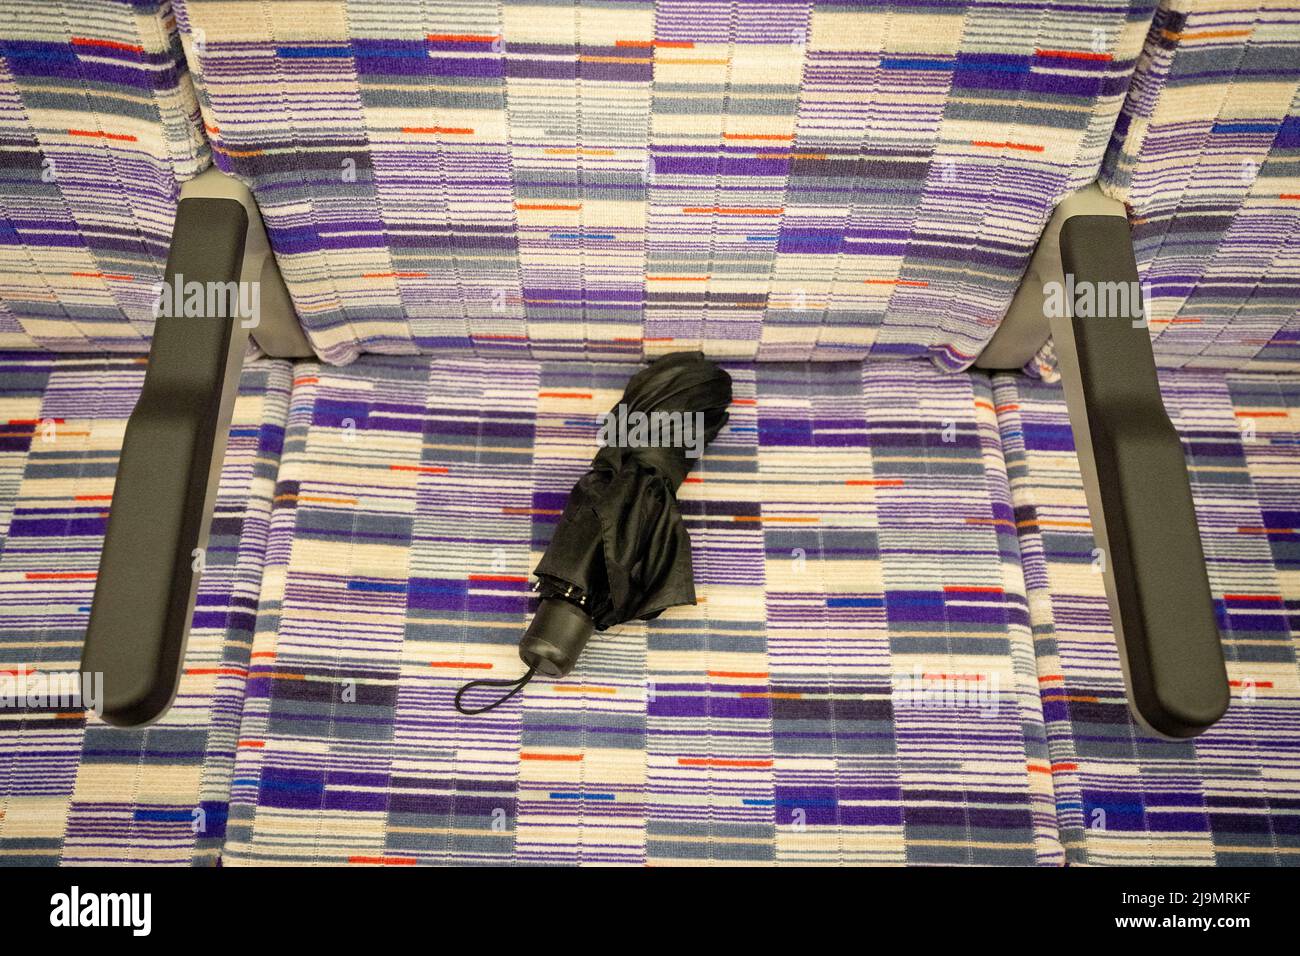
xmin=453 ymin=664 xmax=538 ymax=715
xmin=519 ymin=597 xmax=596 ymax=678
xmin=454 ymin=599 xmax=596 ymax=715
xmin=454 ymin=600 xmax=595 ymax=712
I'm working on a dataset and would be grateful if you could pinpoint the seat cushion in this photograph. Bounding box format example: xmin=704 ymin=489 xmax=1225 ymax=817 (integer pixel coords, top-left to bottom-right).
xmin=177 ymin=0 xmax=1152 ymax=368
xmin=1099 ymin=0 xmax=1300 ymax=371
xmin=0 ymin=0 xmax=210 ymax=352
xmin=0 ymin=353 xmax=290 ymax=865
xmin=992 ymin=369 xmax=1300 ymax=864
xmin=221 ymin=355 xmax=1061 ymax=865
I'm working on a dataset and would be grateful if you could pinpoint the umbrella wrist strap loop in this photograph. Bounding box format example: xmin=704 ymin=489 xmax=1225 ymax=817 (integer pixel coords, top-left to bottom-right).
xmin=454 ymin=664 xmax=538 ymax=715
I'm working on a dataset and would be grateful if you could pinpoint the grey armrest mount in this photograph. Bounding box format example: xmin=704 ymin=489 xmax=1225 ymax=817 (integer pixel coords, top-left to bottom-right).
xmin=979 ymin=185 xmax=1230 ymax=739
xmin=81 ymin=170 xmax=313 ymax=727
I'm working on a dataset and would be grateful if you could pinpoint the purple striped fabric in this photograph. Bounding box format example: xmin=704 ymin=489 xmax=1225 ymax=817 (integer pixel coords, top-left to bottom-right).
xmin=993 ymin=368 xmax=1300 ymax=864
xmin=1 ymin=0 xmax=1296 ymax=871
xmin=0 ymin=1 xmax=211 ymax=352
xmin=1099 ymin=0 xmax=1300 ymax=371
xmin=173 ymin=0 xmax=1156 ymax=367
xmin=221 ymin=356 xmax=1061 ymax=865
xmin=0 ymin=354 xmax=290 ymax=865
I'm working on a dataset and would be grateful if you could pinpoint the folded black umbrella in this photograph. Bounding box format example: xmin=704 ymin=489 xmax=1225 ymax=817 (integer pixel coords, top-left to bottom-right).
xmin=455 ymin=352 xmax=732 ymax=714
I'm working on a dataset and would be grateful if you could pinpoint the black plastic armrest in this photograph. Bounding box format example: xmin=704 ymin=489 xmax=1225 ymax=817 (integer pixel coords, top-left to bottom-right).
xmin=1055 ymin=215 xmax=1230 ymax=738
xmin=80 ymin=197 xmax=249 ymax=726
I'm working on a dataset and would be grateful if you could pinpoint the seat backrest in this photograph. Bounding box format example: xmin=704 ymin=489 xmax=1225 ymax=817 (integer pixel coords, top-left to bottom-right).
xmin=1100 ymin=0 xmax=1300 ymax=370
xmin=0 ymin=0 xmax=209 ymax=352
xmin=175 ymin=0 xmax=1158 ymax=367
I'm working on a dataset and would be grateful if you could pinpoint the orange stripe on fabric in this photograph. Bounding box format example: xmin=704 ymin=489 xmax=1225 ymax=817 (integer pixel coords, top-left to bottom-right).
xmin=520 ymin=753 xmax=583 ymax=761
xmin=971 ymin=140 xmax=1044 ymax=152
xmin=553 ymin=685 xmax=616 ymax=694
xmin=965 ymin=517 xmax=1015 ymax=528
xmin=1035 ymin=48 xmax=1112 ymax=61
xmin=615 ymin=39 xmax=694 ymax=48
xmin=430 ymin=661 xmax=493 ymax=669
xmin=71 ymin=36 xmax=145 ymax=53
xmin=348 ymin=856 xmax=417 ymax=866
xmin=1161 ymin=29 xmax=1251 ymax=41
xmin=426 ymin=33 xmax=499 ymax=43
xmin=68 ymin=128 xmax=136 ymax=142
xmin=212 ymin=145 xmax=263 ymax=157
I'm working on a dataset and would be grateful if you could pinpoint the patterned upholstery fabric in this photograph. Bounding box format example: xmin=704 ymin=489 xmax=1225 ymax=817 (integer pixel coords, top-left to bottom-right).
xmin=219 ymin=356 xmax=1062 ymax=865
xmin=0 ymin=354 xmax=290 ymax=865
xmin=993 ymin=369 xmax=1300 ymax=864
xmin=0 ymin=0 xmax=210 ymax=352
xmin=1099 ymin=0 xmax=1300 ymax=371
xmin=175 ymin=0 xmax=1155 ymax=368
xmin=1 ymin=0 xmax=1294 ymax=872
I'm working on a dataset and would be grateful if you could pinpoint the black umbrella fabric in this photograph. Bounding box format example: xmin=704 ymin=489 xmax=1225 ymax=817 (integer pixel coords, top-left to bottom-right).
xmin=455 ymin=352 xmax=732 ymax=714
